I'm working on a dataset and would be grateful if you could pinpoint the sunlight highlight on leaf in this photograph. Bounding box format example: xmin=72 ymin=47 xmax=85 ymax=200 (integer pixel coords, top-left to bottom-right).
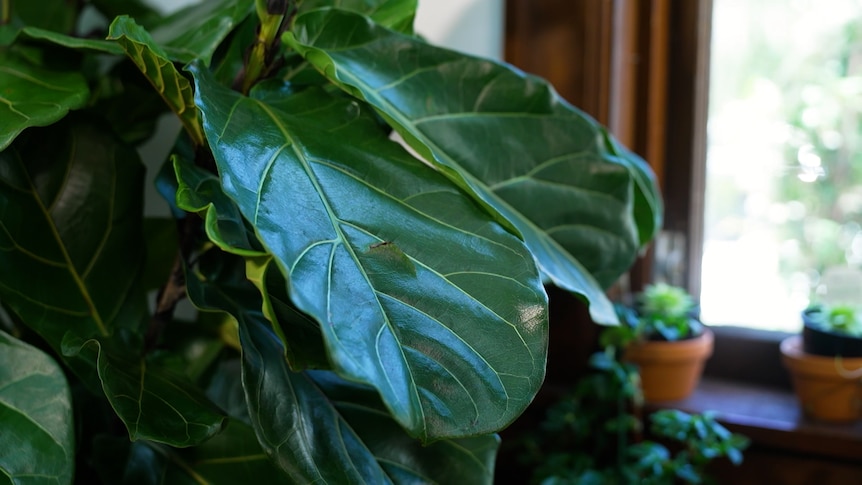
xmin=285 ymin=8 xmax=664 ymax=323
xmin=191 ymin=64 xmax=548 ymax=441
xmin=0 ymin=331 xmax=74 ymax=485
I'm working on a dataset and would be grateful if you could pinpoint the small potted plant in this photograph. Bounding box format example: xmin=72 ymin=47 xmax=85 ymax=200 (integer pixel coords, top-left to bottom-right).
xmin=613 ymin=283 xmax=714 ymax=402
xmin=781 ymin=303 xmax=862 ymax=421
xmin=519 ymin=335 xmax=748 ymax=484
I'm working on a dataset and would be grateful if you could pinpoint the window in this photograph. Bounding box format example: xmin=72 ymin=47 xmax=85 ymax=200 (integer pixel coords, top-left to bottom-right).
xmin=702 ymin=0 xmax=862 ymax=332
xmin=503 ymin=4 xmax=862 ymax=479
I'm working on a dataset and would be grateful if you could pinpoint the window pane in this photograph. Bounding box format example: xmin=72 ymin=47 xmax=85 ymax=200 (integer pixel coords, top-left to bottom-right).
xmin=702 ymin=0 xmax=862 ymax=331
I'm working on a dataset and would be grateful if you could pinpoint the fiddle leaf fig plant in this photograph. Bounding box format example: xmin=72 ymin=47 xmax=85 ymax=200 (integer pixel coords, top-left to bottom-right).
xmin=0 ymin=0 xmax=662 ymax=483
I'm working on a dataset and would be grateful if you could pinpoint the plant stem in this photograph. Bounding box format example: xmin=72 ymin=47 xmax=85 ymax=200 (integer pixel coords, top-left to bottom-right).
xmin=145 ymin=249 xmax=186 ymax=352
xmin=1 ymin=0 xmax=10 ymax=26
xmin=144 ymin=153 xmax=210 ymax=353
xmin=238 ymin=0 xmax=293 ymax=94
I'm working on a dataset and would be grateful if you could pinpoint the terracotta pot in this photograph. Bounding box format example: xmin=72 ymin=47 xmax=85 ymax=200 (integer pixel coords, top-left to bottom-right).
xmin=781 ymin=335 xmax=862 ymax=422
xmin=623 ymin=329 xmax=714 ymax=402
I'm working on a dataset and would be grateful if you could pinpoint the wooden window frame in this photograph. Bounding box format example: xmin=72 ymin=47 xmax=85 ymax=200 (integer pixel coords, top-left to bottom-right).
xmin=503 ymin=3 xmax=862 ymax=478
xmin=504 ymin=0 xmax=790 ymax=385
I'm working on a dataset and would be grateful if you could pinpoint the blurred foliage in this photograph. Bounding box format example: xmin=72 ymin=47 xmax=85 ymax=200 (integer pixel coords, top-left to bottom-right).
xmin=517 ymin=330 xmax=748 ymax=485
xmin=707 ymin=0 xmax=862 ymax=311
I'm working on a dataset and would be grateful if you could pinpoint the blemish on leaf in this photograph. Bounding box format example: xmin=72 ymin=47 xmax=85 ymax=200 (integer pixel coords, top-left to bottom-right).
xmin=364 ymin=241 xmax=416 ymax=277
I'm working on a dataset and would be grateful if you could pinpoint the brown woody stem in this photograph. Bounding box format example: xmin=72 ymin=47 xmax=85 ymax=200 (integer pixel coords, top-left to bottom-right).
xmin=1 ymin=0 xmax=10 ymax=26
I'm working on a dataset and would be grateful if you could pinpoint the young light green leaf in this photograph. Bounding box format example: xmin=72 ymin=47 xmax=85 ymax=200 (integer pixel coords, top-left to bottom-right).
xmin=175 ymin=156 xmax=330 ymax=371
xmin=173 ymin=156 xmax=261 ymax=256
xmin=0 ymin=118 xmax=219 ymax=447
xmin=246 ymin=257 xmax=331 ymax=371
xmin=299 ymin=0 xmax=419 ymax=33
xmin=0 ymin=49 xmax=88 ymax=150
xmin=191 ymin=65 xmax=548 ymax=441
xmin=108 ymin=16 xmax=205 ymax=146
xmin=285 ymin=8 xmax=664 ymax=323
xmin=0 ymin=330 xmax=74 ymax=485
xmin=185 ymin=247 xmax=331 ymax=376
xmin=237 ymin=298 xmax=500 ymax=484
xmin=0 ymin=117 xmax=146 ymax=345
xmin=61 ymin=334 xmax=227 ymax=447
xmin=149 ymin=0 xmax=255 ymax=64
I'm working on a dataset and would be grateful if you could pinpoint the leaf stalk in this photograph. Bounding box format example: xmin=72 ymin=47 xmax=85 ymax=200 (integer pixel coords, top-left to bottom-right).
xmin=240 ymin=0 xmax=292 ymax=94
xmin=1 ymin=0 xmax=9 ymax=26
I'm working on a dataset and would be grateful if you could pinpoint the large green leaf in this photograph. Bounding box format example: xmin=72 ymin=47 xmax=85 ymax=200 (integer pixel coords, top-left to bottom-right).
xmin=10 ymin=0 xmax=75 ymax=33
xmin=299 ymin=0 xmax=419 ymax=33
xmin=12 ymin=26 xmax=124 ymax=54
xmin=174 ymin=156 xmax=329 ymax=370
xmin=0 ymin=118 xmax=224 ymax=447
xmin=0 ymin=117 xmax=144 ymax=343
xmin=141 ymin=217 xmax=178 ymax=291
xmin=246 ymin=258 xmax=330 ymax=371
xmin=108 ymin=16 xmax=205 ymax=145
xmin=191 ymin=65 xmax=548 ymax=440
xmin=0 ymin=49 xmax=89 ymax=150
xmin=91 ymin=359 xmax=285 ymax=484
xmin=93 ymin=61 xmax=172 ymax=145
xmin=240 ymin=314 xmax=500 ymax=484
xmin=211 ymin=16 xmax=258 ymax=87
xmin=285 ymin=8 xmax=664 ymax=323
xmin=92 ymin=420 xmax=285 ymax=484
xmin=149 ymin=0 xmax=255 ymax=64
xmin=61 ymin=335 xmax=226 ymax=447
xmin=0 ymin=330 xmax=74 ymax=485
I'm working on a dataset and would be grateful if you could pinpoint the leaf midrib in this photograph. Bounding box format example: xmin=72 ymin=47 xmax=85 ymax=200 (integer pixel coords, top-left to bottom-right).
xmin=252 ymin=99 xmax=424 ymax=432
xmin=16 ymin=153 xmax=109 ymax=337
xmin=332 ymin=62 xmax=604 ymax=295
xmin=256 ymin=92 xmax=540 ymax=422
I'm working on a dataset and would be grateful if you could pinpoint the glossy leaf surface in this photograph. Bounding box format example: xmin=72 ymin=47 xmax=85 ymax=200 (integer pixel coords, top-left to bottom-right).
xmin=240 ymin=311 xmax=500 ymax=484
xmin=93 ymin=420 xmax=285 ymax=484
xmin=62 ymin=335 xmax=227 ymax=448
xmin=191 ymin=65 xmax=548 ymax=440
xmin=150 ymin=0 xmax=255 ymax=64
xmin=14 ymin=26 xmax=124 ymax=54
xmin=0 ymin=118 xmax=144 ymax=343
xmin=247 ymin=258 xmax=330 ymax=371
xmin=108 ymin=16 xmax=205 ymax=145
xmin=299 ymin=0 xmax=419 ymax=33
xmin=286 ymin=9 xmax=664 ymax=322
xmin=0 ymin=330 xmax=74 ymax=485
xmin=0 ymin=119 xmax=223 ymax=447
xmin=0 ymin=49 xmax=89 ymax=150
xmin=175 ymin=158 xmax=329 ymax=371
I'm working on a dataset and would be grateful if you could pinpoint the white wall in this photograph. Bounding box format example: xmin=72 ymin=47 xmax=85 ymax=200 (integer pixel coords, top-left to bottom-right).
xmin=414 ymin=0 xmax=503 ymax=60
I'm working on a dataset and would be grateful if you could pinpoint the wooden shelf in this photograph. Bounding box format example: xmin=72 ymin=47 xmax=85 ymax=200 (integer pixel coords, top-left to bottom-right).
xmin=649 ymin=377 xmax=862 ymax=462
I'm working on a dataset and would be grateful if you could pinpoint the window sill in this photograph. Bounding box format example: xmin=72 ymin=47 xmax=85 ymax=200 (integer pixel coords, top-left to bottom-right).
xmin=648 ymin=376 xmax=862 ymax=462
